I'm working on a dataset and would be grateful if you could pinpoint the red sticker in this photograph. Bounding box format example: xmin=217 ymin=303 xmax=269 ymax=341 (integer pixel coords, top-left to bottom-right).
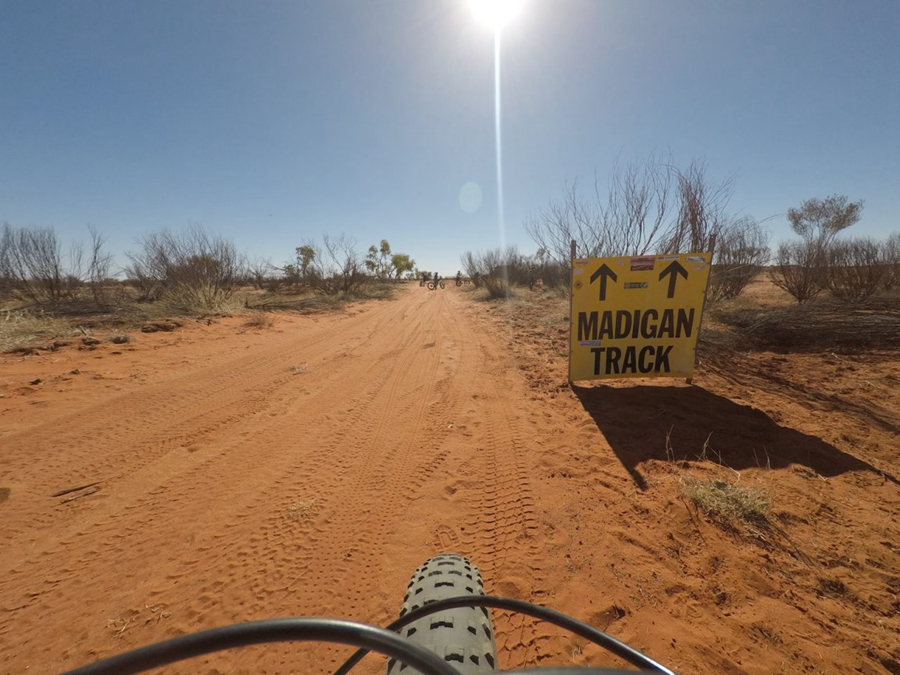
xmin=630 ymin=256 xmax=655 ymax=271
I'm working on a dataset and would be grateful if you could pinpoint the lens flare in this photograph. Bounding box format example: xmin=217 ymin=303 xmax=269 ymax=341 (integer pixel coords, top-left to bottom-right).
xmin=469 ymin=0 xmax=524 ymax=31
xmin=459 ymin=181 xmax=483 ymax=213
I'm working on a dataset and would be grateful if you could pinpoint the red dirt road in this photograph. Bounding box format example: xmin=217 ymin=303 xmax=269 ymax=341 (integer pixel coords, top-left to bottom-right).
xmin=1 ymin=286 xmax=898 ymax=674
xmin=1 ymin=288 xmax=551 ymax=675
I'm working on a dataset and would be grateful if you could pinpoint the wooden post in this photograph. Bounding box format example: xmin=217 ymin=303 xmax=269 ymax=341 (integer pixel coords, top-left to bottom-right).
xmin=567 ymin=239 xmax=576 ymax=386
xmin=686 ymin=233 xmax=717 ymax=385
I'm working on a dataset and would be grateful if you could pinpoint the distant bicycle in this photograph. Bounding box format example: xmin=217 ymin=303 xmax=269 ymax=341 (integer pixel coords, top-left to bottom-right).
xmin=427 ymin=281 xmax=445 ymax=290
xmin=455 ymin=278 xmax=470 ymax=287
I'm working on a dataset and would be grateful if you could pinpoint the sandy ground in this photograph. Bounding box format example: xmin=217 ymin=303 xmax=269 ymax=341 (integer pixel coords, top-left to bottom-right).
xmin=1 ymin=284 xmax=898 ymax=675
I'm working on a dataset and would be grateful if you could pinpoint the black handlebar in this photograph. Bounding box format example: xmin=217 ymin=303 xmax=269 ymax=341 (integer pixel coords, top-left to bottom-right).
xmin=60 ymin=618 xmax=459 ymax=675
xmin=334 ymin=596 xmax=676 ymax=675
xmin=59 ymin=596 xmax=677 ymax=675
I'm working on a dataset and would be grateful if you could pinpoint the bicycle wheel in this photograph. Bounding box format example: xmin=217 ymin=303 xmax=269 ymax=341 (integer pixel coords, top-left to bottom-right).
xmin=427 ymin=282 xmax=436 ymax=290
xmin=439 ymin=281 xmax=445 ymax=289
xmin=386 ymin=553 xmax=497 ymax=675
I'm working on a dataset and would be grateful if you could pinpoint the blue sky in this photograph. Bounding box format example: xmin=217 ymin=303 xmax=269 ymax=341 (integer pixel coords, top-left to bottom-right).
xmin=1 ymin=0 xmax=897 ymax=274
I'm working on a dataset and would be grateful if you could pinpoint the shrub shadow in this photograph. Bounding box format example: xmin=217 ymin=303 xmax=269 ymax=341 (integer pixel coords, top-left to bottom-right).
xmin=572 ymin=384 xmax=899 ymax=490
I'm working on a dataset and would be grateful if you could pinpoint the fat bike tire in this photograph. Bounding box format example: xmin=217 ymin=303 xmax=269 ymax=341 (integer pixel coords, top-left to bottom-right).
xmin=385 ymin=553 xmax=497 ymax=675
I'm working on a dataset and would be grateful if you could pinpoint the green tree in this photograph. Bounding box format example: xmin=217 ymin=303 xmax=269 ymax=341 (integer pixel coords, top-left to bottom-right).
xmin=365 ymin=239 xmax=399 ymax=279
xmin=391 ymin=253 xmax=415 ymax=280
xmin=771 ymin=195 xmax=864 ymax=303
xmin=378 ymin=240 xmax=393 ymax=278
xmin=787 ymin=195 xmax=863 ymax=243
xmin=366 ymin=245 xmax=379 ymax=274
xmin=296 ymin=245 xmax=316 ymax=277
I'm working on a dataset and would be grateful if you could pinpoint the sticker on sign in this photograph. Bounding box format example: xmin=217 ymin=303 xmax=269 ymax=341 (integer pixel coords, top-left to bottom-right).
xmin=630 ymin=256 xmax=656 ymax=271
xmin=569 ymin=251 xmax=712 ymax=381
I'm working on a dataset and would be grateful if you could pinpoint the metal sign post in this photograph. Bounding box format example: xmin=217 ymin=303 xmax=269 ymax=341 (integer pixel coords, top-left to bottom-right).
xmin=567 ymin=239 xmax=576 ymax=386
xmin=686 ymin=233 xmax=717 ymax=385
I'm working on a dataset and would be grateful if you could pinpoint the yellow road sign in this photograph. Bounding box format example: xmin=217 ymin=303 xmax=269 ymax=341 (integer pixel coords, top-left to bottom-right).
xmin=569 ymin=252 xmax=712 ymax=381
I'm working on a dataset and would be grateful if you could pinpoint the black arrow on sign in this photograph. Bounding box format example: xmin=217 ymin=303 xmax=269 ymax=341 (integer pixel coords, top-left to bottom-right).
xmin=590 ymin=264 xmax=618 ymax=301
xmin=659 ymin=260 xmax=689 ymax=299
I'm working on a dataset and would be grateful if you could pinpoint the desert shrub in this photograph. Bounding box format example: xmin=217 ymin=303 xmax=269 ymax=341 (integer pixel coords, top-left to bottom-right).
xmin=501 ymin=248 xmax=534 ymax=287
xmin=0 ymin=227 xmax=12 ymax=299
xmin=460 ymin=248 xmax=529 ymax=298
xmin=124 ymin=232 xmax=170 ymax=302
xmin=126 ymin=225 xmax=245 ymax=311
xmin=123 ymin=257 xmax=165 ymax=301
xmin=525 ymin=153 xmax=677 ymax=262
xmin=461 ymin=246 xmax=576 ymax=296
xmin=708 ymin=217 xmax=770 ymax=303
xmin=294 ymin=234 xmax=370 ymax=295
xmin=531 ymin=249 xmax=568 ymax=289
xmin=883 ymin=232 xmax=900 ymax=290
xmin=822 ymin=237 xmax=885 ymax=301
xmin=681 ymin=477 xmax=771 ymax=532
xmin=0 ymin=224 xmax=117 ymax=307
xmin=481 ymin=276 xmax=507 ymax=298
xmin=244 ymin=311 xmax=276 ymax=329
xmin=770 ymin=194 xmax=864 ymax=303
xmin=479 ymin=249 xmax=511 ymax=298
xmin=461 ymin=251 xmax=482 ymax=287
xmin=0 ymin=223 xmax=78 ymax=304
xmin=248 ymin=257 xmax=275 ymax=290
xmin=85 ymin=226 xmax=115 ymax=304
xmin=769 ymin=239 xmax=826 ymax=303
xmin=525 ymin=154 xmax=734 ymax=264
xmin=665 ymin=159 xmax=734 ymax=254
xmin=463 ymin=246 xmax=575 ymax=296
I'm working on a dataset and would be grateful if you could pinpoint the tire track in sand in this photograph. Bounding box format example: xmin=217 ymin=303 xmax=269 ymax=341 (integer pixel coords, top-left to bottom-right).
xmin=438 ymin=292 xmax=548 ymax=669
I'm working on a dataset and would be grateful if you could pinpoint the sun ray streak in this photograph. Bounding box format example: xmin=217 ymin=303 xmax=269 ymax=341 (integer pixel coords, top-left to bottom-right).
xmin=494 ymin=30 xmax=506 ymax=252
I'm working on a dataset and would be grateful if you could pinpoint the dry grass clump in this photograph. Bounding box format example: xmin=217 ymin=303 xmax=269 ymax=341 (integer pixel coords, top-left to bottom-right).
xmin=715 ymin=296 xmax=900 ymax=352
xmin=681 ymin=477 xmax=772 ymax=532
xmin=244 ymin=283 xmax=394 ymax=314
xmin=0 ymin=310 xmax=78 ymax=353
xmin=244 ymin=311 xmax=276 ymax=329
xmin=284 ymin=499 xmax=316 ymax=521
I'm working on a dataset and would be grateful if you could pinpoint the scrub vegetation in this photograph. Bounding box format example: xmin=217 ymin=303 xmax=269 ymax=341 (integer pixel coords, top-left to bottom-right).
xmin=459 ymin=156 xmax=898 ymax=363
xmin=0 ymin=223 xmax=414 ymax=352
xmin=462 ymin=155 xmax=896 ymax=311
xmin=680 ymin=477 xmax=772 ymax=535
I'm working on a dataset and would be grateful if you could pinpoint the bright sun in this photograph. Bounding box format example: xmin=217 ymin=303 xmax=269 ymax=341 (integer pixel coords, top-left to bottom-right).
xmin=468 ymin=0 xmax=524 ymax=30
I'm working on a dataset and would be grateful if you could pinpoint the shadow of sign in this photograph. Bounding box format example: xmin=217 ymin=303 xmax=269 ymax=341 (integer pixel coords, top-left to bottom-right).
xmin=571 ymin=384 xmax=898 ymax=491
